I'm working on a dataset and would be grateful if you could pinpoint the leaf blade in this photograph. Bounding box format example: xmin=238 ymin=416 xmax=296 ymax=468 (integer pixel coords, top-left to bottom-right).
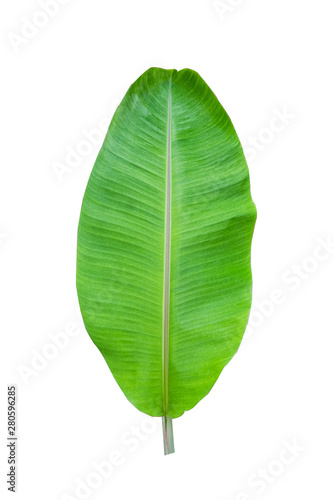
xmin=76 ymin=67 xmax=256 ymax=420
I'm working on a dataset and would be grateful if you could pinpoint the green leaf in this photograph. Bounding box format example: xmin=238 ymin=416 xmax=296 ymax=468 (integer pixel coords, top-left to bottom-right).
xmin=76 ymin=67 xmax=256 ymax=453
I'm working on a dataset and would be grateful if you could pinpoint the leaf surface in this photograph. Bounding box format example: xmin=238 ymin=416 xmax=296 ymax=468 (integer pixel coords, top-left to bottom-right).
xmin=77 ymin=68 xmax=256 ymax=419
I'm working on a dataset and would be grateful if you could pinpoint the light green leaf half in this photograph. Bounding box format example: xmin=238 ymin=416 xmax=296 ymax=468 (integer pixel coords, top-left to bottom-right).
xmin=76 ymin=68 xmax=256 ymax=427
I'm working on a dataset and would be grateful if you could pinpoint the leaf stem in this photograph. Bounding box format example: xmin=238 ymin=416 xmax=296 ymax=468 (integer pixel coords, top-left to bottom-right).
xmin=162 ymin=416 xmax=175 ymax=455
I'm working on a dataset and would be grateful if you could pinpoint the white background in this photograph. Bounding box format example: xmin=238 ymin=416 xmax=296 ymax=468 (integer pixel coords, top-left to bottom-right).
xmin=1 ymin=1 xmax=333 ymax=499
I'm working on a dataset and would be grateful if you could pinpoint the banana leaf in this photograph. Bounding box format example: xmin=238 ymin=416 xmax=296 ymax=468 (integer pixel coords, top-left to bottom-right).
xmin=76 ymin=67 xmax=256 ymax=454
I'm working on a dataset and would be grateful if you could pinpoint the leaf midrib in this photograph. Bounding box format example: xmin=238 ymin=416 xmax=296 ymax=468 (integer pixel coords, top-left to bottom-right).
xmin=162 ymin=76 xmax=172 ymax=416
